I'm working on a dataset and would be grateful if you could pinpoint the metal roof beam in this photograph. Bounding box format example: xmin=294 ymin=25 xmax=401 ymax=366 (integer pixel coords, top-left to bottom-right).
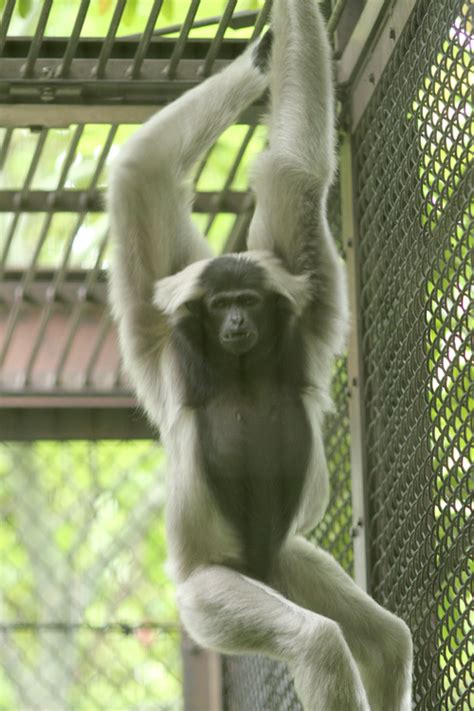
xmin=0 ymin=406 xmax=154 ymax=439
xmin=0 ymin=37 xmax=266 ymax=119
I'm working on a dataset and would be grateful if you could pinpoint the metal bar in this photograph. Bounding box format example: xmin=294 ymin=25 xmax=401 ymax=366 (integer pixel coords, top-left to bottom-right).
xmin=340 ymin=132 xmax=371 ymax=593
xmin=0 ymin=190 xmax=251 ymax=214
xmin=343 ymin=0 xmax=417 ymax=130
xmin=54 ymin=229 xmax=110 ymax=386
xmin=182 ymin=632 xmax=223 ymax=711
xmin=22 ymin=129 xmax=85 ymax=383
xmin=53 ymin=124 xmax=117 ymax=293
xmin=18 ymin=213 xmax=53 ymax=293
xmin=21 ymin=0 xmax=54 ymax=78
xmin=0 ymin=394 xmax=132 ymax=406
xmin=23 ymin=303 xmax=54 ymax=386
xmin=126 ymin=10 xmax=258 ymax=39
xmin=112 ymin=353 xmax=124 ymax=389
xmin=0 ymin=407 xmax=155 ymax=440
xmin=31 ymin=125 xmax=115 ymax=377
xmin=129 ymin=0 xmax=164 ymax=79
xmin=93 ymin=0 xmax=127 ymax=79
xmin=327 ymin=0 xmax=349 ymax=35
xmin=0 ymin=273 xmax=107 ymax=306
xmin=223 ymin=206 xmax=254 ymax=254
xmin=53 ymin=300 xmax=84 ymax=385
xmin=0 ymin=103 xmax=261 ymax=128
xmin=250 ymin=0 xmax=272 ymax=40
xmin=201 ymin=0 xmax=238 ymax=77
xmin=55 ymin=0 xmax=91 ymax=78
xmin=83 ymin=312 xmax=112 ymax=386
xmin=20 ymin=125 xmax=83 ymax=298
xmin=0 ymin=0 xmax=15 ymax=56
xmin=193 ymin=145 xmax=215 ymax=188
xmin=1 ymin=59 xmax=249 ymax=96
xmin=337 ymin=0 xmax=386 ymax=85
xmin=0 ymin=127 xmax=48 ymax=278
xmin=166 ymin=0 xmax=201 ymax=79
xmin=205 ymin=125 xmax=256 ymax=235
xmin=1 ymin=36 xmax=245 ymax=60
xmin=0 ymin=126 xmax=13 ymax=169
xmin=0 ymin=297 xmax=21 ymax=369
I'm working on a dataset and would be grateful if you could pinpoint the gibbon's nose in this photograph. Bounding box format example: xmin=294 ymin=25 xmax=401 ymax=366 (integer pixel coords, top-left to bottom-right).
xmin=230 ymin=311 xmax=245 ymax=328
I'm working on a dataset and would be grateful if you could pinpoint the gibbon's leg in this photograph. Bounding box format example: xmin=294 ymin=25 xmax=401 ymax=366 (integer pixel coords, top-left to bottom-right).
xmin=274 ymin=537 xmax=413 ymax=711
xmin=177 ymin=565 xmax=369 ymax=711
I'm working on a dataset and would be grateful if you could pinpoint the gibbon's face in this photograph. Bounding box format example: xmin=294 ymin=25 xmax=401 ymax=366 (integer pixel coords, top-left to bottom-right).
xmin=204 ymin=288 xmax=264 ymax=355
xmin=194 ymin=256 xmax=287 ymax=358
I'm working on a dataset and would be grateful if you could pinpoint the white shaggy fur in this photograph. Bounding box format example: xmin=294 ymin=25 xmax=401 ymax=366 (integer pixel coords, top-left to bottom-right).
xmin=108 ymin=1 xmax=413 ymax=708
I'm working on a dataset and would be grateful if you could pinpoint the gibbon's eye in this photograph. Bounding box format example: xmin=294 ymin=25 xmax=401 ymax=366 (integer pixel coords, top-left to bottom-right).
xmin=210 ymin=296 xmax=228 ymax=310
xmin=241 ymin=294 xmax=262 ymax=308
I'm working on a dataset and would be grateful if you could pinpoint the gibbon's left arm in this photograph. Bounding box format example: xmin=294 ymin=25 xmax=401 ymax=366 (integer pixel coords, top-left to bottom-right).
xmin=108 ymin=40 xmax=269 ymax=422
xmin=248 ymin=0 xmax=349 ymax=361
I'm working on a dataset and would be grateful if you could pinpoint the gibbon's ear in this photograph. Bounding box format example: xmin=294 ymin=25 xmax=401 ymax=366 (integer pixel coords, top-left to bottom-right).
xmin=153 ymin=259 xmax=210 ymax=320
xmin=245 ymin=251 xmax=312 ymax=317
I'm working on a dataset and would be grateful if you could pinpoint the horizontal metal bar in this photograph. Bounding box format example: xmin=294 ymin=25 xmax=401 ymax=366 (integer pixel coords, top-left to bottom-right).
xmin=0 ymin=406 xmax=155 ymax=440
xmin=0 ymin=271 xmax=107 ymax=306
xmin=0 ymin=102 xmax=262 ymax=127
xmin=2 ymin=268 xmax=107 ymax=283
xmin=0 ymin=190 xmax=253 ymax=214
xmin=2 ymin=37 xmax=247 ymax=61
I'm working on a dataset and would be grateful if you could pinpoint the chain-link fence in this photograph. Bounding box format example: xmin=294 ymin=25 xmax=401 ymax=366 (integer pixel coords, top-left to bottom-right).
xmin=0 ymin=440 xmax=182 ymax=710
xmin=354 ymin=0 xmax=471 ymax=709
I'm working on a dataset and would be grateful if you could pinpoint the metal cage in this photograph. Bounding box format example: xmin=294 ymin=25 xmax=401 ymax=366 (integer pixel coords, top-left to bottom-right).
xmin=0 ymin=1 xmax=471 ymax=709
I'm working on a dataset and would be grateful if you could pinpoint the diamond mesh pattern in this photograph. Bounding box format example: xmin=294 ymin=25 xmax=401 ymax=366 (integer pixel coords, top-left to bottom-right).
xmin=354 ymin=1 xmax=472 ymax=709
xmin=0 ymin=441 xmax=182 ymax=710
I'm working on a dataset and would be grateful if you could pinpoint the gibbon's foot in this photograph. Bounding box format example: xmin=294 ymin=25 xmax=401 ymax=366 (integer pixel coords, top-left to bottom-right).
xmin=253 ymin=29 xmax=273 ymax=72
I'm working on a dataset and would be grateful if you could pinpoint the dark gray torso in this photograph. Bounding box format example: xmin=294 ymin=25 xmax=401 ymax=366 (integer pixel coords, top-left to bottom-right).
xmin=197 ymin=378 xmax=311 ymax=581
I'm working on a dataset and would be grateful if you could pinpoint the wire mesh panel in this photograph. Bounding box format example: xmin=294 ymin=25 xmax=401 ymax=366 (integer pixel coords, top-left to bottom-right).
xmin=0 ymin=440 xmax=182 ymax=710
xmin=354 ymin=1 xmax=472 ymax=709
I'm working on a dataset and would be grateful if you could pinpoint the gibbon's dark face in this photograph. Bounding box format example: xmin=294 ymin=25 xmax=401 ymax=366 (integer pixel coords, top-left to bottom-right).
xmin=197 ymin=256 xmax=285 ymax=357
xmin=204 ymin=287 xmax=264 ymax=355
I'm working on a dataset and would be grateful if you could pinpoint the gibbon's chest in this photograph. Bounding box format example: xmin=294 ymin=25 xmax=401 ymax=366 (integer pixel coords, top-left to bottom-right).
xmin=199 ymin=382 xmax=310 ymax=470
xmin=195 ymin=379 xmax=312 ymax=577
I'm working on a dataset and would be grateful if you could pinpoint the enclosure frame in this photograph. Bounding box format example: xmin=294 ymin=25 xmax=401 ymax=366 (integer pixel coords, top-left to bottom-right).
xmin=1 ymin=1 xmax=471 ymax=709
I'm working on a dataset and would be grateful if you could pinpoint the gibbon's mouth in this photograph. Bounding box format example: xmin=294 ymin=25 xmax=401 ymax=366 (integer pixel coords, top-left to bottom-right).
xmin=222 ymin=330 xmax=256 ymax=354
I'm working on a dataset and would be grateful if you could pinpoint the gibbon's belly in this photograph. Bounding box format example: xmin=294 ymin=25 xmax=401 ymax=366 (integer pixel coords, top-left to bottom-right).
xmin=197 ymin=386 xmax=311 ymax=581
